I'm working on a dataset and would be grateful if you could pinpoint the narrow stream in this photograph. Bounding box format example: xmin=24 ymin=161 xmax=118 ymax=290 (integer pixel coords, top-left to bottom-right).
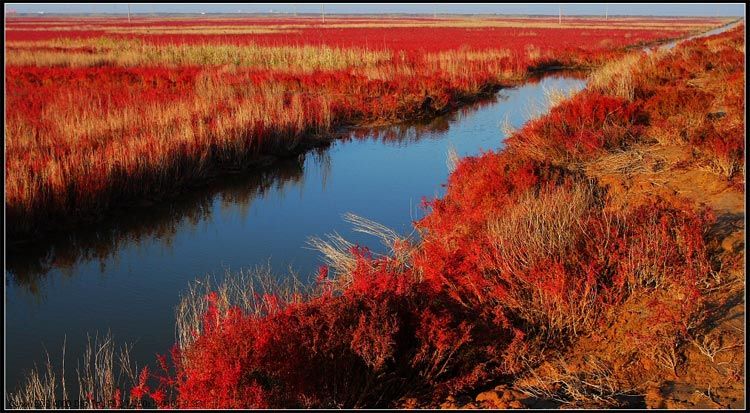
xmin=656 ymin=19 xmax=743 ymax=51
xmin=5 ymin=72 xmax=588 ymax=392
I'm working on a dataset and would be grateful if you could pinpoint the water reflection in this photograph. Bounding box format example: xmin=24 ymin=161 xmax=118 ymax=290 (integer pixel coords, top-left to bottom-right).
xmin=6 ymin=155 xmax=310 ymax=297
xmin=343 ymin=99 xmax=504 ymax=144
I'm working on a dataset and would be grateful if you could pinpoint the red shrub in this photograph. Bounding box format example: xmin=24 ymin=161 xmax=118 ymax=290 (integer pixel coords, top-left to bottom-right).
xmin=506 ymin=91 xmax=645 ymax=163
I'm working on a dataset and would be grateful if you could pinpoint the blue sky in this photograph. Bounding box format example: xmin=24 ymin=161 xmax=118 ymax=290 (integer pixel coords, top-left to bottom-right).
xmin=4 ymin=3 xmax=746 ymax=17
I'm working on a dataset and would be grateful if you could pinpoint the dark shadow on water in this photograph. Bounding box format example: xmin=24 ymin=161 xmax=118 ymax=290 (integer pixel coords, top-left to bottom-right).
xmin=5 ymin=154 xmax=311 ymax=296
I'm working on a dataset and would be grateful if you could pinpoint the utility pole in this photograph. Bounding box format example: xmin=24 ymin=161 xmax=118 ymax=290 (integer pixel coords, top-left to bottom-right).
xmin=127 ymin=4 xmax=131 ymax=23
xmin=434 ymin=5 xmax=437 ymax=19
xmin=605 ymin=5 xmax=608 ymax=21
xmin=321 ymin=3 xmax=325 ymax=23
xmin=558 ymin=5 xmax=562 ymax=25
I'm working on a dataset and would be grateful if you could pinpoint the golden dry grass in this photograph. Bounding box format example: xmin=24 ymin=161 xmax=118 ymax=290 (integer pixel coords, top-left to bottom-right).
xmin=6 ymin=40 xmax=392 ymax=71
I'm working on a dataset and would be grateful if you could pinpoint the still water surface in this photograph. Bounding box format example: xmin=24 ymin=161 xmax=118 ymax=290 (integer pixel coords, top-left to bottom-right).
xmin=6 ymin=73 xmax=588 ymax=391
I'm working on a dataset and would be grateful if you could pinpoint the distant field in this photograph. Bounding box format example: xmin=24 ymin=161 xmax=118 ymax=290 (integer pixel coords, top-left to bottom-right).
xmin=4 ymin=16 xmax=730 ymax=238
xmin=6 ymin=16 xmax=727 ymax=45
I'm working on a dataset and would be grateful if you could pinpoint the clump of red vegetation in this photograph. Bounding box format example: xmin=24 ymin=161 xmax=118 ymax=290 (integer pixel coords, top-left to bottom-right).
xmin=634 ymin=26 xmax=745 ymax=182
xmin=504 ymin=92 xmax=646 ymax=163
xmin=148 ymin=26 xmax=744 ymax=408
